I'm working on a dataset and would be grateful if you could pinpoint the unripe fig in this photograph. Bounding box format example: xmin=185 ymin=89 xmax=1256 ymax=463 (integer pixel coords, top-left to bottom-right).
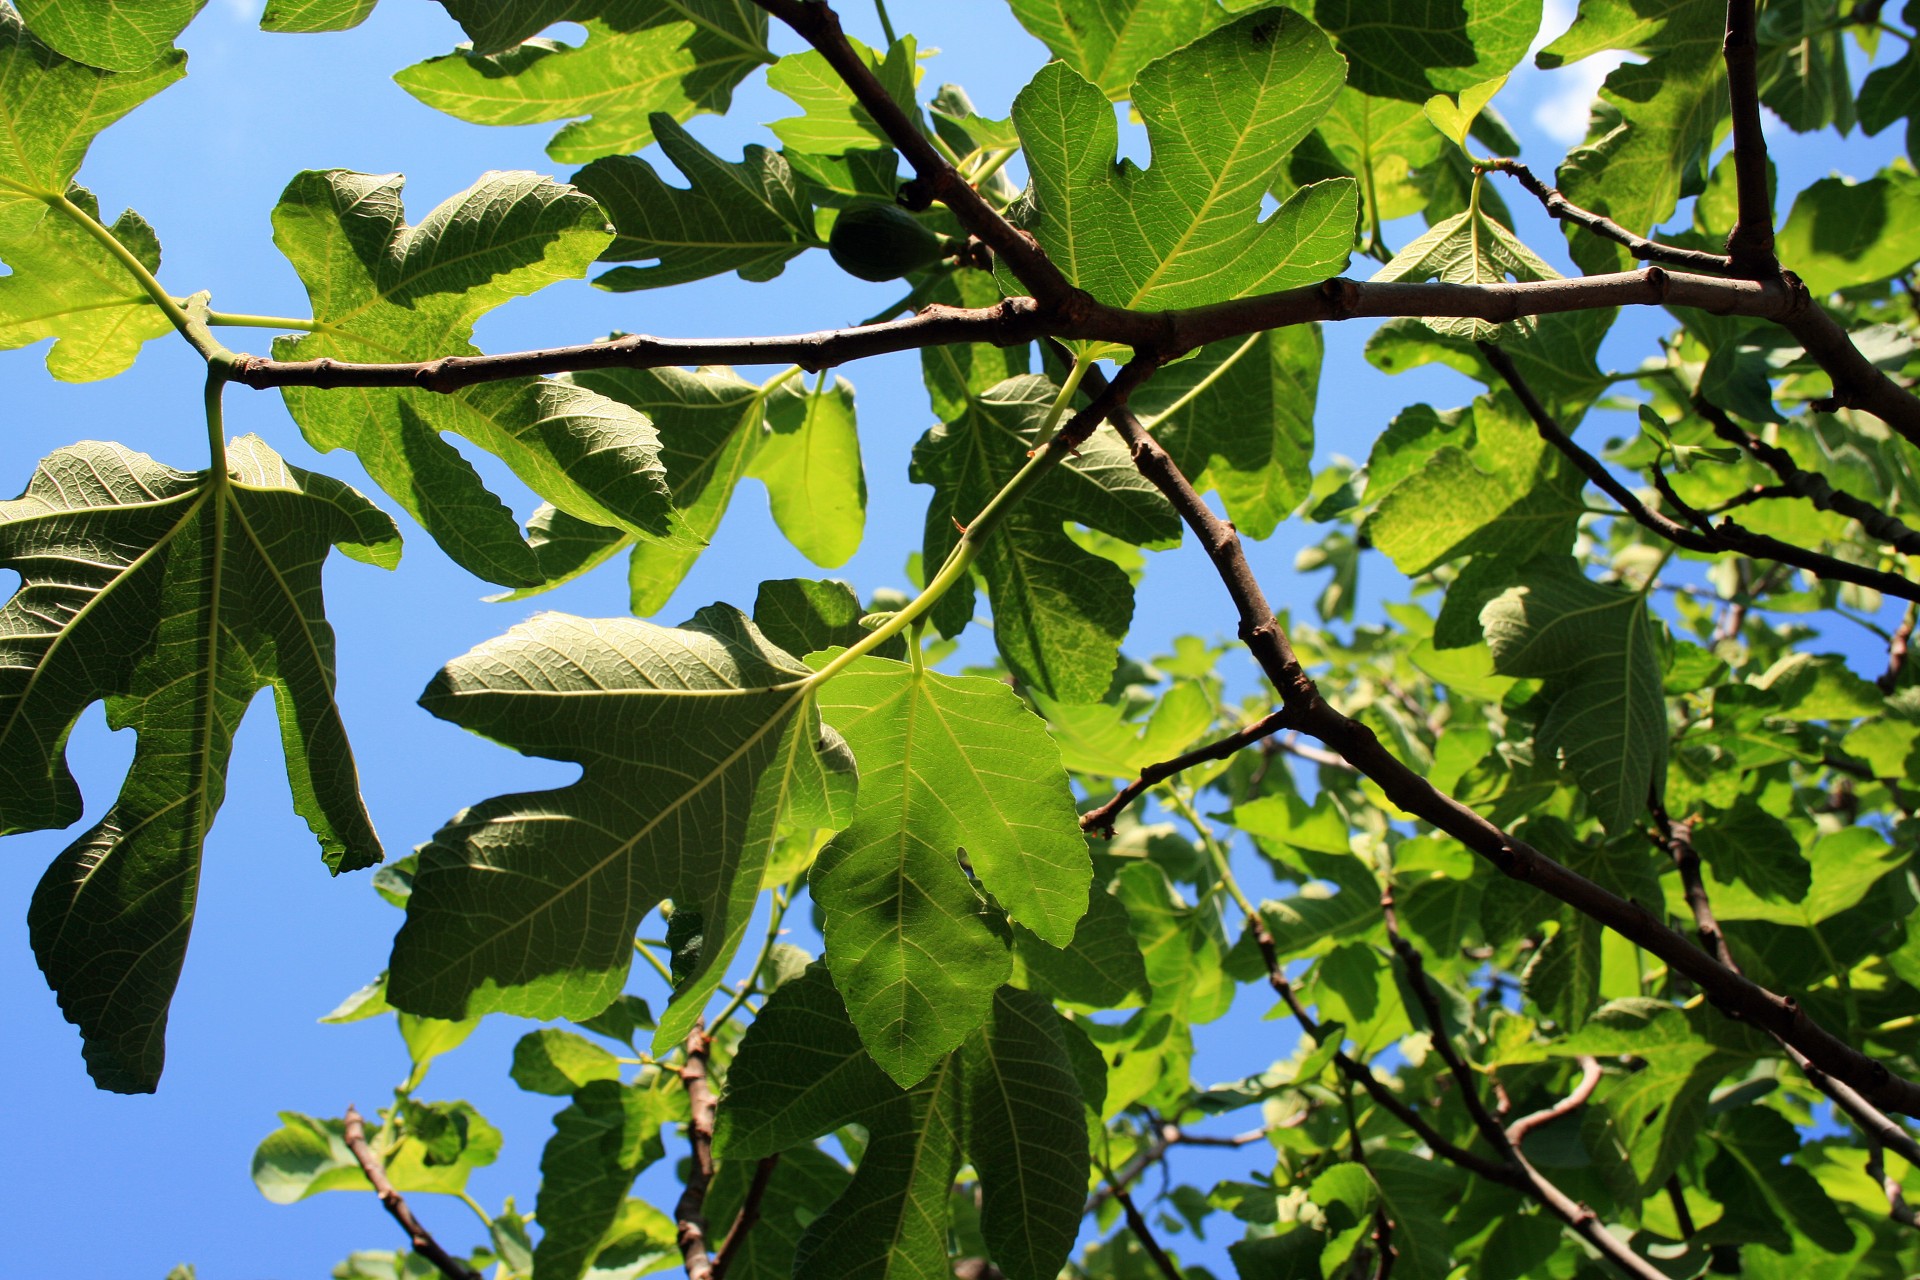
xmin=828 ymin=203 xmax=946 ymax=281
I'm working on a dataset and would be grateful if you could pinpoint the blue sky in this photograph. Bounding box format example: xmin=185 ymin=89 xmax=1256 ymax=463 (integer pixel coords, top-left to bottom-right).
xmin=0 ymin=3 xmax=1909 ymax=1277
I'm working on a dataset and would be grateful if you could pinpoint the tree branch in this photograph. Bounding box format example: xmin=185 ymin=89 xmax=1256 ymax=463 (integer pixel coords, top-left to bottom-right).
xmin=1076 ymin=359 xmax=1920 ymax=1120
xmin=1722 ymin=0 xmax=1779 ymax=275
xmin=711 ymin=1154 xmax=779 ymax=1280
xmin=1482 ymin=159 xmax=1735 ymax=273
xmin=1080 ymin=708 xmax=1291 ymax=837
xmin=1103 ymin=1168 xmax=1184 ymax=1280
xmin=341 ymin=1106 xmax=481 ymax=1280
xmin=1504 ymin=1058 xmax=1603 ymax=1148
xmin=674 ymin=1025 xmax=720 ymax=1280
xmin=1480 ymin=340 xmax=1920 ymax=602
xmin=748 ymin=0 xmax=1076 ymax=307
xmin=1690 ymin=396 xmax=1920 ymax=557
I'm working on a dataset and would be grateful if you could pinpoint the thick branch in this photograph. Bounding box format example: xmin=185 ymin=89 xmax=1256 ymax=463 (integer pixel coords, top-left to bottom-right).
xmin=1080 ymin=708 xmax=1291 ymax=837
xmin=675 ymin=1025 xmax=720 ymax=1280
xmin=1480 ymin=341 xmax=1920 ymax=602
xmin=341 ymin=1106 xmax=481 ymax=1280
xmin=1483 ymin=160 xmax=1734 ymax=273
xmin=1078 ymin=361 xmax=1920 ymax=1119
xmin=1722 ymin=0 xmax=1779 ymax=274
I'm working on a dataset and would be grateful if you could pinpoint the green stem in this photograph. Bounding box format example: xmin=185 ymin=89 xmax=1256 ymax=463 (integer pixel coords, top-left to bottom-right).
xmin=48 ymin=189 xmax=229 ymax=363
xmin=455 ymin=1190 xmax=492 ymax=1229
xmin=807 ymin=358 xmax=1091 ymax=686
xmin=709 ymin=883 xmax=796 ymax=1035
xmin=633 ymin=937 xmax=676 ymax=988
xmin=969 ymin=146 xmax=1017 ymax=189
xmin=1169 ymin=786 xmax=1258 ymax=920
xmin=199 ymin=308 xmax=324 ymax=332
xmin=1138 ymin=332 xmax=1260 ymax=429
xmin=204 ymin=370 xmax=229 ymax=479
xmin=872 ymin=0 xmax=898 ymax=45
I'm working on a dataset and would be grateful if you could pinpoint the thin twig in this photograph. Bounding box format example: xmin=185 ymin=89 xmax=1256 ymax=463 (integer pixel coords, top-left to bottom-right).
xmin=1869 ymin=1142 xmax=1919 ymax=1227
xmin=1482 ymin=159 xmax=1734 ymax=273
xmin=711 ymin=1154 xmax=780 ymax=1280
xmin=341 ymin=1106 xmax=481 ymax=1280
xmin=1691 ymin=396 xmax=1920 ymax=557
xmin=1104 ymin=1167 xmax=1184 ymax=1280
xmin=1884 ymin=605 xmax=1917 ymax=693
xmin=1504 ymin=1058 xmax=1603 ymax=1147
xmin=1081 ymin=708 xmax=1291 ymax=836
xmin=674 ymin=1024 xmax=720 ymax=1280
xmin=1481 ymin=340 xmax=1920 ymax=602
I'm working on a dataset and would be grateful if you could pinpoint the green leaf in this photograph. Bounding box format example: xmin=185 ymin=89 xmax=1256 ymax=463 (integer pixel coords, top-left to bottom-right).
xmin=1 ymin=436 xmax=396 ymax=1092
xmin=1523 ymin=911 xmax=1601 ymax=1031
xmin=1691 ymin=794 xmax=1808 ymax=903
xmin=767 ymin=33 xmax=918 ymax=156
xmin=1301 ymin=0 xmax=1541 ymax=103
xmin=1366 ymin=393 xmax=1583 ymax=575
xmin=1371 ymin=199 xmax=1559 ymax=342
xmin=1680 ymin=826 xmax=1905 ymax=926
xmin=251 ymin=1106 xmax=500 ymax=1203
xmin=1540 ymin=2 xmax=1726 ymax=274
xmin=549 ymin=363 xmax=813 ymax=615
xmin=1482 ymin=558 xmax=1667 ymax=833
xmin=0 ymin=7 xmax=184 ymax=234
xmin=914 ymin=374 xmax=1178 ymax=701
xmin=749 ymin=372 xmax=865 ymax=569
xmin=1423 ymin=75 xmax=1508 ymax=152
xmin=964 ymin=988 xmax=1089 ymax=1280
xmin=393 ymin=2 xmax=771 ymax=164
xmin=1004 ymin=0 xmax=1230 ymax=101
xmin=509 ymin=1028 xmax=623 ymax=1095
xmin=574 ymin=115 xmax=818 ymax=292
xmin=1013 ymin=881 xmax=1151 ymax=1010
xmin=1777 ymin=170 xmax=1920 ymax=295
xmin=814 ymin=657 xmax=1086 ymax=1084
xmin=1859 ymin=25 xmax=1920 ymax=163
xmin=1704 ymin=1107 xmax=1853 ymax=1253
xmin=258 ymin=0 xmax=377 ymax=33
xmin=386 ymin=606 xmax=851 ymax=1045
xmin=533 ymin=1078 xmax=684 ymax=1280
xmin=920 ymin=267 xmax=1030 ymax=423
xmin=0 ymin=184 xmax=172 ymax=380
xmin=1116 ymin=860 xmax=1234 ymax=1024
xmin=754 ymin=577 xmax=902 ymax=661
xmin=717 ymin=965 xmax=964 ymax=1280
xmin=271 ymin=169 xmax=672 ymax=586
xmin=1131 ymin=327 xmax=1320 ymax=540
xmin=15 ymin=0 xmax=202 ymax=72
xmin=1293 ymin=87 xmax=1448 ymax=232
xmin=1308 ymin=1162 xmax=1378 ymax=1276
xmin=1011 ymin=9 xmax=1354 ymax=326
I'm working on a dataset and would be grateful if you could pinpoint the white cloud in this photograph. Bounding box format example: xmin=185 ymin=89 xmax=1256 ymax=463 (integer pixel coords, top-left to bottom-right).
xmin=1533 ymin=52 xmax=1626 ymax=145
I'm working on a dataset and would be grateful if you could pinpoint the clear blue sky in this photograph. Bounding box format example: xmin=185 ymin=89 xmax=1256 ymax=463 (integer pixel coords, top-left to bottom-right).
xmin=0 ymin=3 xmax=1906 ymax=1277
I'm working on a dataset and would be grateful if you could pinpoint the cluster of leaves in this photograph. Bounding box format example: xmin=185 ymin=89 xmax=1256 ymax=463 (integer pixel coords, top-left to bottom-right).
xmin=6 ymin=0 xmax=1920 ymax=1279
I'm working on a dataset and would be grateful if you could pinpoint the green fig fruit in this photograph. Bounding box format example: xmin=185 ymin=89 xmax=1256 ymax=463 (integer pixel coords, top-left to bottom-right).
xmin=828 ymin=203 xmax=947 ymax=282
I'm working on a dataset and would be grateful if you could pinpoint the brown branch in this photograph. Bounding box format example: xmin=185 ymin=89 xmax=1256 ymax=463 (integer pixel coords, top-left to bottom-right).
xmin=1691 ymin=396 xmax=1920 ymax=557
xmin=1381 ymin=887 xmax=1664 ymax=1280
xmin=1869 ymin=1142 xmax=1919 ymax=1227
xmin=674 ymin=1024 xmax=720 ymax=1280
xmin=748 ymin=0 xmax=1076 ymax=307
xmin=1884 ymin=605 xmax=1917 ymax=694
xmin=1080 ymin=708 xmax=1291 ymax=837
xmin=341 ymin=1106 xmax=481 ymax=1280
xmin=1504 ymin=1058 xmax=1602 ymax=1147
xmin=1722 ymin=0 xmax=1778 ymax=275
xmin=711 ymin=1154 xmax=779 ymax=1280
xmin=1480 ymin=340 xmax=1920 ymax=602
xmin=1482 ymin=159 xmax=1734 ymax=273
xmin=1076 ymin=359 xmax=1920 ymax=1121
xmin=1104 ymin=1169 xmax=1184 ymax=1280
xmin=1653 ymin=801 xmax=1920 ymax=1176
xmin=953 ymin=1260 xmax=1008 ymax=1280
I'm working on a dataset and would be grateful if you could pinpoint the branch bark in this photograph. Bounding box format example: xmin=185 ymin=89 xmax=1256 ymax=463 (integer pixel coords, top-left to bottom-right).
xmin=1483 ymin=159 xmax=1735 ymax=273
xmin=341 ymin=1106 xmax=481 ymax=1280
xmin=1722 ymin=0 xmax=1779 ymax=275
xmin=711 ymin=1154 xmax=779 ymax=1280
xmin=674 ymin=1025 xmax=720 ymax=1280
xmin=1075 ymin=360 xmax=1920 ymax=1121
xmin=1080 ymin=708 xmax=1291 ymax=837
